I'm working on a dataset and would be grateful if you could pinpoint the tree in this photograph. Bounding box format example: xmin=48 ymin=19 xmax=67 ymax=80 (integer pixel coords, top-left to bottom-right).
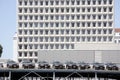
xmin=0 ymin=44 xmax=3 ymax=57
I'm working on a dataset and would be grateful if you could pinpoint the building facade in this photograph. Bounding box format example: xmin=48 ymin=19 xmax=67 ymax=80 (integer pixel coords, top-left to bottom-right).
xmin=114 ymin=28 xmax=120 ymax=44
xmin=16 ymin=0 xmax=118 ymax=63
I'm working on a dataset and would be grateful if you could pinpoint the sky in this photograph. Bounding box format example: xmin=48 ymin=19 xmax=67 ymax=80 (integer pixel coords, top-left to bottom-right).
xmin=0 ymin=0 xmax=120 ymax=59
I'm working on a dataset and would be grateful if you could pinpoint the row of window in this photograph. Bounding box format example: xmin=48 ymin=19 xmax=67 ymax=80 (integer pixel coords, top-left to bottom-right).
xmin=18 ymin=51 xmax=38 ymax=57
xmin=114 ymin=40 xmax=120 ymax=43
xmin=18 ymin=22 xmax=113 ymax=28
xmin=18 ymin=29 xmax=113 ymax=36
xmin=18 ymin=36 xmax=113 ymax=43
xmin=18 ymin=14 xmax=113 ymax=21
xmin=18 ymin=44 xmax=75 ymax=50
xmin=19 ymin=7 xmax=113 ymax=13
xmin=19 ymin=0 xmax=113 ymax=6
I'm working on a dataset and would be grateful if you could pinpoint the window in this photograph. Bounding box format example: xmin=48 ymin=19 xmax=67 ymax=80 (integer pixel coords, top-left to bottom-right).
xmin=18 ymin=23 xmax=22 ymax=27
xmin=61 ymin=15 xmax=64 ymax=20
xmin=71 ymin=23 xmax=75 ymax=27
xmin=24 ymin=45 xmax=28 ymax=49
xmin=45 ymin=1 xmax=48 ymax=5
xmin=76 ymin=15 xmax=80 ymax=19
xmin=29 ymin=30 xmax=33 ymax=35
xmin=45 ymin=8 xmax=48 ymax=13
xmin=51 ymin=8 xmax=54 ymax=13
xmin=93 ymin=8 xmax=96 ymax=12
xmin=71 ymin=44 xmax=74 ymax=49
xmin=24 ymin=8 xmax=27 ymax=13
xmin=87 ymin=22 xmax=91 ymax=27
xmin=61 ymin=1 xmax=64 ymax=5
xmin=71 ymin=30 xmax=75 ymax=34
xmin=109 ymin=7 xmax=112 ymax=12
xmin=45 ymin=22 xmax=49 ymax=27
xmin=71 ymin=15 xmax=75 ymax=20
xmin=34 ymin=8 xmax=38 ymax=13
xmin=82 ymin=22 xmax=85 ymax=27
xmin=40 ymin=23 xmax=43 ymax=27
xmin=77 ymin=22 xmax=80 ymax=27
xmin=24 ymin=1 xmax=27 ymax=5
xmin=103 ymin=0 xmax=107 ymax=4
xmin=29 ymin=52 xmax=33 ymax=57
xmin=109 ymin=0 xmax=112 ymax=4
xmin=93 ymin=0 xmax=96 ymax=5
xmin=82 ymin=15 xmax=85 ymax=19
xmin=92 ymin=15 xmax=96 ymax=19
xmin=71 ymin=0 xmax=74 ymax=5
xmin=24 ymin=52 xmax=27 ymax=57
xmin=18 ymin=29 xmax=22 ymax=35
xmin=29 ymin=22 xmax=33 ymax=27
xmin=29 ymin=15 xmax=33 ymax=20
xmin=50 ymin=30 xmax=54 ymax=34
xmin=82 ymin=1 xmax=85 ymax=5
xmin=50 ymin=37 xmax=54 ymax=42
xmin=103 ymin=7 xmax=107 ymax=12
xmin=19 ymin=52 xmax=22 ymax=57
xmin=50 ymin=22 xmax=54 ymax=27
xmin=108 ymin=22 xmax=112 ymax=27
xmin=109 ymin=14 xmax=112 ymax=19
xmin=40 ymin=8 xmax=43 ymax=13
xmin=76 ymin=30 xmax=80 ymax=34
xmin=34 ymin=22 xmax=38 ymax=27
xmin=87 ymin=0 xmax=91 ymax=5
xmin=66 ymin=15 xmax=69 ymax=20
xmin=19 ymin=45 xmax=22 ymax=49
xmin=19 ymin=15 xmax=22 ymax=20
xmin=87 ymin=8 xmax=90 ymax=12
xmin=82 ymin=8 xmax=85 ymax=12
xmin=19 ymin=1 xmax=22 ymax=5
xmin=66 ymin=1 xmax=69 ymax=5
xmin=19 ymin=8 xmax=22 ymax=13
xmin=35 ymin=1 xmax=38 ymax=5
xmin=98 ymin=0 xmax=101 ymax=5
xmin=103 ymin=29 xmax=107 ymax=34
xmin=87 ymin=15 xmax=90 ymax=19
xmin=56 ymin=30 xmax=59 ymax=34
xmin=98 ymin=22 xmax=101 ymax=27
xmin=98 ymin=8 xmax=101 ymax=12
xmin=29 ymin=1 xmax=33 ymax=5
xmin=71 ymin=8 xmax=75 ymax=13
xmin=45 ymin=37 xmax=49 ymax=42
xmin=19 ymin=37 xmax=22 ymax=42
xmin=50 ymin=1 xmax=54 ymax=5
xmin=45 ymin=30 xmax=49 ymax=35
xmin=40 ymin=1 xmax=43 ymax=5
xmin=61 ymin=8 xmax=64 ymax=12
xmin=98 ymin=15 xmax=101 ymax=19
xmin=93 ymin=22 xmax=96 ymax=27
xmin=77 ymin=1 xmax=80 ymax=5
xmin=103 ymin=15 xmax=107 ymax=19
xmin=56 ymin=1 xmax=59 ymax=5
xmin=55 ymin=15 xmax=59 ymax=20
xmin=77 ymin=8 xmax=80 ymax=12
xmin=24 ymin=37 xmax=27 ymax=42
xmin=55 ymin=23 xmax=59 ymax=27
xmin=34 ymin=52 xmax=38 ymax=56
xmin=82 ymin=29 xmax=85 ymax=34
xmin=103 ymin=22 xmax=107 ymax=27
xmin=66 ymin=23 xmax=69 ymax=27
xmin=56 ymin=8 xmax=59 ymax=13
xmin=76 ymin=37 xmax=80 ymax=42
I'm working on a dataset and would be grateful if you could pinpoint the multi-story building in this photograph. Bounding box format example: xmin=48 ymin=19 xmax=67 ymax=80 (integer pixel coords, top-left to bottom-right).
xmin=114 ymin=28 xmax=120 ymax=44
xmin=15 ymin=0 xmax=120 ymax=63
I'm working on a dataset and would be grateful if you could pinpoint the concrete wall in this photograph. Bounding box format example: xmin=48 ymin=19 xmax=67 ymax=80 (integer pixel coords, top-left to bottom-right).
xmin=38 ymin=50 xmax=120 ymax=63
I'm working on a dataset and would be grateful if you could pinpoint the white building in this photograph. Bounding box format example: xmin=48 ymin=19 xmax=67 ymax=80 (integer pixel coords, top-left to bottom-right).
xmin=16 ymin=0 xmax=120 ymax=63
xmin=114 ymin=28 xmax=120 ymax=44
